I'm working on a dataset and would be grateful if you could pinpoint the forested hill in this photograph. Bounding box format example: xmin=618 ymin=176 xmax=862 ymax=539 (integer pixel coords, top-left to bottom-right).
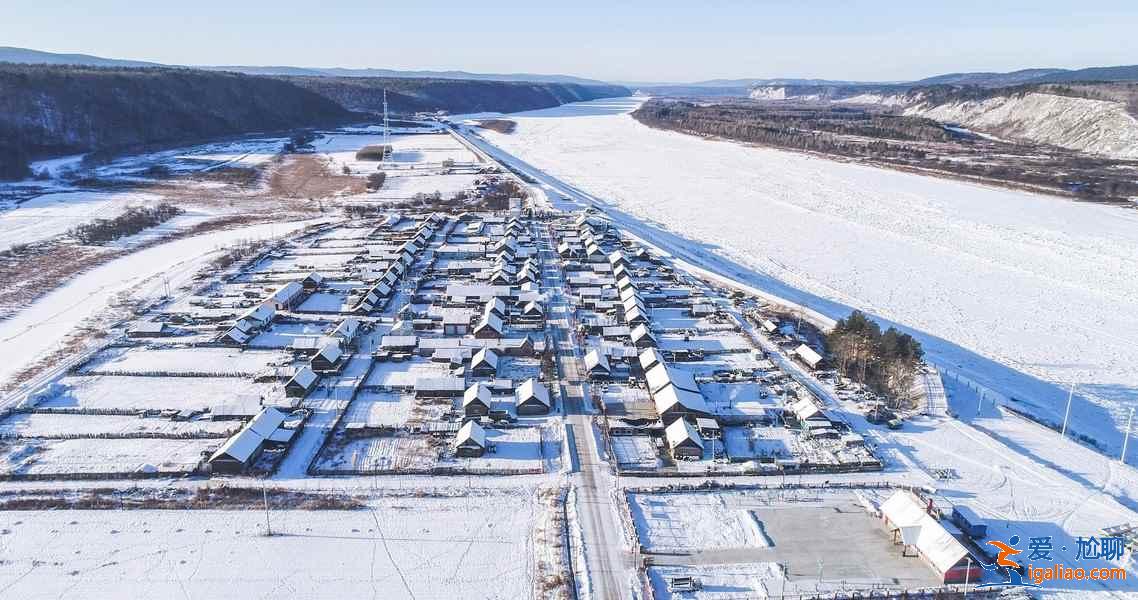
xmin=282 ymin=76 xmax=630 ymax=114
xmin=0 ymin=65 xmax=356 ymax=179
xmin=0 ymin=63 xmax=631 ymax=180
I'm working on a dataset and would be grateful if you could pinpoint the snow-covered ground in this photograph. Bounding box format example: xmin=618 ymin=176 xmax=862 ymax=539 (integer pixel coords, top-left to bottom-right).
xmin=472 ymin=97 xmax=1138 ymax=460
xmin=0 ymin=190 xmax=163 ymax=251
xmin=629 ymin=492 xmax=773 ymax=552
xmin=0 ymin=218 xmax=325 ymax=391
xmin=907 ymin=92 xmax=1138 ymax=160
xmin=0 ymin=493 xmax=537 ymax=599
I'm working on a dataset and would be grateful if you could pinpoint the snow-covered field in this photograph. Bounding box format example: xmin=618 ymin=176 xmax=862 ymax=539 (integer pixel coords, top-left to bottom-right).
xmin=0 ymin=437 xmax=214 ymax=476
xmin=79 ymin=347 xmax=289 ymax=376
xmin=0 ymin=190 xmax=162 ymax=251
xmin=315 ymin=131 xmax=481 ymax=201
xmin=474 ymin=97 xmax=1138 ymax=457
xmin=0 ymin=218 xmax=324 ymax=391
xmin=34 ymin=375 xmax=280 ymax=412
xmin=0 ymin=494 xmax=537 ymax=599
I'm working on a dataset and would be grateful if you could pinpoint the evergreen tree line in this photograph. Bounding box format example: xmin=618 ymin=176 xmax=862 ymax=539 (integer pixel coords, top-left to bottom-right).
xmin=827 ymin=310 xmax=924 ymax=407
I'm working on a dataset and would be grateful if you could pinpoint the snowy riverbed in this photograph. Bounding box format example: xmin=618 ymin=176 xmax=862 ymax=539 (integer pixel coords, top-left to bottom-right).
xmin=474 ymin=97 xmax=1138 ymax=458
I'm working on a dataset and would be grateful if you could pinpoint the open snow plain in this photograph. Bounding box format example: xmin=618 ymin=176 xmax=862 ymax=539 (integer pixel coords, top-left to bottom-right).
xmin=473 ymin=97 xmax=1138 ymax=459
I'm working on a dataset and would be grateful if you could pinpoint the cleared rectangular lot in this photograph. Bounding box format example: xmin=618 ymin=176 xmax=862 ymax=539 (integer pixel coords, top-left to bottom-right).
xmin=79 ymin=347 xmax=289 ymax=376
xmin=0 ymin=494 xmax=536 ymax=599
xmin=632 ymin=491 xmax=942 ymax=590
xmin=0 ymin=437 xmax=215 ymax=476
xmin=0 ymin=413 xmax=239 ymax=437
xmin=36 ymin=375 xmax=280 ymax=411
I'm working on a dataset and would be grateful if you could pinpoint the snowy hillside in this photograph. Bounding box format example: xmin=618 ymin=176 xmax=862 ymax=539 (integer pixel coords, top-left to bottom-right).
xmin=751 ymin=84 xmax=1138 ymax=160
xmin=477 ymin=97 xmax=1138 ymax=454
xmin=906 ymin=91 xmax=1138 ymax=159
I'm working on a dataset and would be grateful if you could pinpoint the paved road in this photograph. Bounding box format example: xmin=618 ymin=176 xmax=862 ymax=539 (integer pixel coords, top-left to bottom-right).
xmin=537 ymin=222 xmax=634 ymax=600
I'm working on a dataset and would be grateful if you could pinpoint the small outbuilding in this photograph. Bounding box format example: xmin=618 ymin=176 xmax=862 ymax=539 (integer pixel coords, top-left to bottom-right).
xmin=794 ymin=343 xmax=824 ymax=370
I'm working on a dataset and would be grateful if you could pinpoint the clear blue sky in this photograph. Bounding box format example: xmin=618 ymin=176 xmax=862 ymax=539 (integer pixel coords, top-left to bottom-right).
xmin=3 ymin=0 xmax=1136 ymax=82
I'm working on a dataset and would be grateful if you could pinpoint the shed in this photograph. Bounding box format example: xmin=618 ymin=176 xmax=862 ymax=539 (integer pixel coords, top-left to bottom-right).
xmin=794 ymin=344 xmax=824 ymax=370
xmin=128 ymin=321 xmax=169 ymax=338
xmin=414 ymin=377 xmax=466 ymax=398
xmin=880 ymin=491 xmax=980 ymax=584
xmin=951 ymin=504 xmax=988 ymax=539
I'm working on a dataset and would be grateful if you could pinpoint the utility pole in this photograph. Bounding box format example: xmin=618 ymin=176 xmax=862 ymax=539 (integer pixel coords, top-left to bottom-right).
xmin=262 ymin=482 xmax=272 ymax=536
xmin=963 ymin=557 xmax=972 ymax=599
xmin=383 ymin=89 xmax=391 ymax=160
xmin=1061 ymin=381 xmax=1076 ymax=438
xmin=1122 ymin=407 xmax=1135 ymax=464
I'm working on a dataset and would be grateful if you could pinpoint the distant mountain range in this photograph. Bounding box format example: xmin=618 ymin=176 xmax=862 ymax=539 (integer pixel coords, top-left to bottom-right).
xmin=4 ymin=46 xmax=1138 ymax=91
xmin=0 ymin=47 xmax=609 ymax=85
xmin=627 ymin=66 xmax=1138 ymax=91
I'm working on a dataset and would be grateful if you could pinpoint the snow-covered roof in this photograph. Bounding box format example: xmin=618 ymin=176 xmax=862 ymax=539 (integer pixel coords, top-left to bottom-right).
xmin=790 ymin=397 xmax=825 ymax=421
xmin=456 ymin=420 xmax=487 ymax=448
xmin=248 ymin=407 xmax=287 ymax=438
xmin=516 ymin=378 xmax=551 ymax=407
xmin=654 ymin=384 xmax=710 ymax=417
xmin=129 ymin=321 xmax=166 ymax=334
xmin=625 ymin=305 xmax=647 ymax=323
xmin=238 ymin=302 xmax=276 ymax=325
xmin=795 ymin=343 xmax=824 ymax=367
xmin=639 ymin=347 xmax=663 ymax=371
xmin=288 ymin=366 xmax=318 ymax=390
xmin=665 ymin=418 xmax=704 ymax=450
xmin=331 ymin=318 xmax=360 ymax=341
xmin=474 ymin=313 xmax=504 ymax=335
xmin=880 ymin=491 xmax=969 ymax=574
xmin=484 ymin=297 xmax=506 ymax=317
xmin=645 ymin=363 xmax=699 ymax=395
xmin=584 ymin=348 xmax=610 ymax=373
xmin=463 ymin=383 xmax=492 ymax=408
xmin=270 ymin=281 xmax=303 ymax=305
xmin=630 ymin=323 xmax=655 ymax=343
xmin=210 ymin=407 xmax=287 ymax=465
xmin=212 ymin=429 xmax=263 ymax=464
xmin=471 ymin=347 xmax=499 ymax=370
xmin=315 ymin=342 xmax=343 ymax=365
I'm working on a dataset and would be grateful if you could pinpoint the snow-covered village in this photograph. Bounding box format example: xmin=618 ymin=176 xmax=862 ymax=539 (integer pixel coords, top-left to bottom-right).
xmin=3 ymin=4 xmax=1138 ymax=599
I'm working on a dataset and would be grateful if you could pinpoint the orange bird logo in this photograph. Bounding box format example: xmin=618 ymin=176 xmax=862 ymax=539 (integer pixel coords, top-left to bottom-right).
xmin=988 ymin=537 xmax=1023 ymax=568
